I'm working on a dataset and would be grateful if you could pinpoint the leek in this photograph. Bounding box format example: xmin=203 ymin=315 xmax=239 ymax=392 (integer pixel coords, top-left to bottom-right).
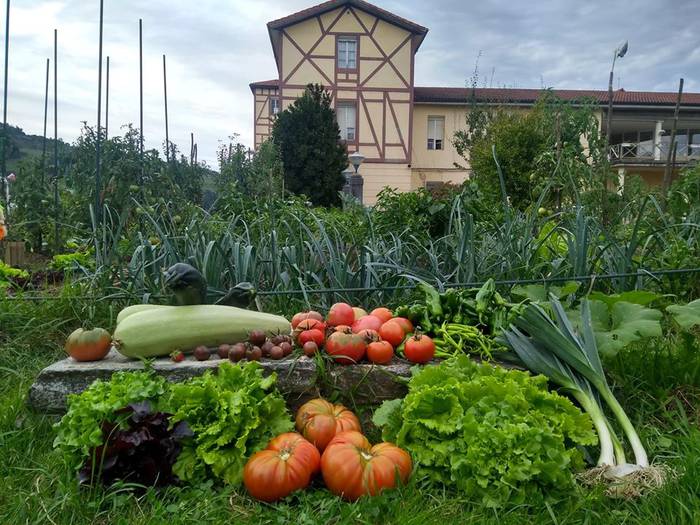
xmin=502 ymin=297 xmax=649 ymax=468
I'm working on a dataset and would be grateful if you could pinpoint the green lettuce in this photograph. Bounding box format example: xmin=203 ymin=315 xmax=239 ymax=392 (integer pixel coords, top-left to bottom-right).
xmin=164 ymin=362 xmax=293 ymax=485
xmin=54 ymin=370 xmax=169 ymax=471
xmin=373 ymin=356 xmax=596 ymax=507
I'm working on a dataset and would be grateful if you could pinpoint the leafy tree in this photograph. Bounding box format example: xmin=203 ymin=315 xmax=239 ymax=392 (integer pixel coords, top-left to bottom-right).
xmin=453 ymin=92 xmax=603 ymax=211
xmin=272 ymin=84 xmax=347 ymax=207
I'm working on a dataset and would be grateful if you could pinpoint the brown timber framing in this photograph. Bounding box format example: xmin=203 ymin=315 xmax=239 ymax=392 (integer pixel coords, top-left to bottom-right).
xmin=267 ymin=2 xmax=423 ymax=162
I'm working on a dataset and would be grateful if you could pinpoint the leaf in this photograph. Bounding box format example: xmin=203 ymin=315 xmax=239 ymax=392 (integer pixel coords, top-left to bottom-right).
xmin=667 ymin=299 xmax=700 ymax=330
xmin=588 ymin=290 xmax=662 ymax=308
xmin=511 ymin=282 xmax=580 ymax=303
xmin=585 ymin=300 xmax=662 ymax=357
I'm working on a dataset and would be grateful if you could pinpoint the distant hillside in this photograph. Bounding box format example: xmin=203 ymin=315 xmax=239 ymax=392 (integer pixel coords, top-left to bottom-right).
xmin=1 ymin=124 xmax=67 ymax=171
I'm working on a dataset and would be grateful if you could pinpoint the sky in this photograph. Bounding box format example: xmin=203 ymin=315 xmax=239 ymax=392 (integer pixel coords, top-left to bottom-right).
xmin=1 ymin=0 xmax=697 ymax=168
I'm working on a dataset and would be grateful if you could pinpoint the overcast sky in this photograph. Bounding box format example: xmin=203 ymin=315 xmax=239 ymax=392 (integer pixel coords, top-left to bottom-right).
xmin=1 ymin=0 xmax=697 ymax=167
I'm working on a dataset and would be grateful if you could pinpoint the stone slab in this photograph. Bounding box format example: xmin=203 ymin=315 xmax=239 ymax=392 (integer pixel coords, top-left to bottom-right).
xmin=28 ymin=349 xmax=416 ymax=414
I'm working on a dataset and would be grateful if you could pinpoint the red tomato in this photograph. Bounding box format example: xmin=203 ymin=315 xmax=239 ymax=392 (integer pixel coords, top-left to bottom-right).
xmin=378 ymin=320 xmax=405 ymax=348
xmin=65 ymin=327 xmax=112 ymax=362
xmin=321 ymin=431 xmax=412 ymax=501
xmin=298 ymin=329 xmax=324 ymax=348
xmin=370 ymin=307 xmax=394 ymax=324
xmin=325 ymin=331 xmax=367 ymax=365
xmin=356 ymin=328 xmax=380 ymax=343
xmin=404 ymin=334 xmax=435 ymax=364
xmin=334 ymin=324 xmax=352 ymax=333
xmin=351 ymin=315 xmax=382 ymax=334
xmin=295 ymin=399 xmax=361 ymax=452
xmin=352 ymin=307 xmax=368 ymax=321
xmin=243 ymin=432 xmax=320 ymax=502
xmin=327 ymin=303 xmax=355 ymax=326
xmin=392 ymin=317 xmax=414 ymax=334
xmin=367 ymin=340 xmax=394 ymax=364
xmin=291 ymin=311 xmax=323 ymax=329
xmin=294 ymin=319 xmax=326 ymax=342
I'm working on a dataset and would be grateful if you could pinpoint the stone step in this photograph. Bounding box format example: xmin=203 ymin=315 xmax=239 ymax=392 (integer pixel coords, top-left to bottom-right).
xmin=28 ymin=349 xmax=415 ymax=414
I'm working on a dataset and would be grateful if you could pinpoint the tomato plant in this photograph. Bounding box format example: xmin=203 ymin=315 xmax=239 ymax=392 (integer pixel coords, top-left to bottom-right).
xmin=404 ymin=334 xmax=435 ymax=364
xmin=243 ymin=432 xmax=320 ymax=502
xmin=295 ymin=399 xmax=361 ymax=451
xmin=321 ymin=431 xmax=412 ymax=500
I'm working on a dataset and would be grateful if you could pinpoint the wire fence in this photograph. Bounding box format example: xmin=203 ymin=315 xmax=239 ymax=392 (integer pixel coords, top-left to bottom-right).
xmin=3 ymin=267 xmax=700 ymax=302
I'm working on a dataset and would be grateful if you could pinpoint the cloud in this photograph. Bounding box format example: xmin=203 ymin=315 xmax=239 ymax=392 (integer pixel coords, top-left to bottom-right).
xmin=0 ymin=0 xmax=697 ymax=168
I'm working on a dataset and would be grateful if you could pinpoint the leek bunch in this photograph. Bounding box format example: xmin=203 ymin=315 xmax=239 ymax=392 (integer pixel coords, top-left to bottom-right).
xmin=502 ymin=298 xmax=647 ymax=471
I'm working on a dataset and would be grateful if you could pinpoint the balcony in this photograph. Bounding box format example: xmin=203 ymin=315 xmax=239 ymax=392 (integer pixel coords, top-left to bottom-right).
xmin=609 ymin=141 xmax=700 ymax=164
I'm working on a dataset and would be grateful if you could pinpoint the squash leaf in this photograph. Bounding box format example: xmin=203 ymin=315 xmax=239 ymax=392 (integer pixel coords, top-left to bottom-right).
xmin=667 ymin=299 xmax=700 ymax=330
xmin=570 ymin=300 xmax=662 ymax=358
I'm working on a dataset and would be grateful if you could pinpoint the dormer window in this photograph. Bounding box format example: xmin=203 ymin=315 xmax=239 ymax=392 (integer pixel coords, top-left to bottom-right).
xmin=337 ymin=37 xmax=357 ymax=70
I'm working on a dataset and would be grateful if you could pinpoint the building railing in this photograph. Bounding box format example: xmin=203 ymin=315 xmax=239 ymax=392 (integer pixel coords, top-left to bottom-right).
xmin=609 ymin=142 xmax=700 ymax=162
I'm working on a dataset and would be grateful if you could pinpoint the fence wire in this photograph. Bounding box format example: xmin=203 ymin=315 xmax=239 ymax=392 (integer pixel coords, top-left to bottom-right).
xmin=3 ymin=267 xmax=700 ymax=302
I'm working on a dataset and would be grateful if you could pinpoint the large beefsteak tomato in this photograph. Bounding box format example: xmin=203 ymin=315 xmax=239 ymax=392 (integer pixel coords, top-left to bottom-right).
xmin=295 ymin=398 xmax=361 ymax=452
xmin=321 ymin=431 xmax=412 ymax=501
xmin=325 ymin=331 xmax=366 ymax=364
xmin=243 ymin=432 xmax=320 ymax=502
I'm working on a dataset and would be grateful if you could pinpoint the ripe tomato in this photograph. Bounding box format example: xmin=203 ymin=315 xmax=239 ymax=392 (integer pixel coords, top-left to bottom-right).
xmin=295 ymin=399 xmax=361 ymax=452
xmin=243 ymin=432 xmax=320 ymax=502
xmin=298 ymin=329 xmax=324 ymax=348
xmin=334 ymin=324 xmax=352 ymax=333
xmin=325 ymin=331 xmax=367 ymax=365
xmin=378 ymin=320 xmax=405 ymax=348
xmin=404 ymin=334 xmax=435 ymax=364
xmin=367 ymin=340 xmax=394 ymax=364
xmin=294 ymin=319 xmax=326 ymax=342
xmin=327 ymin=303 xmax=355 ymax=326
xmin=392 ymin=317 xmax=414 ymax=334
xmin=356 ymin=328 xmax=380 ymax=343
xmin=351 ymin=315 xmax=382 ymax=334
xmin=65 ymin=327 xmax=112 ymax=362
xmin=321 ymin=431 xmax=412 ymax=501
xmin=352 ymin=307 xmax=368 ymax=321
xmin=370 ymin=307 xmax=394 ymax=324
xmin=291 ymin=311 xmax=323 ymax=329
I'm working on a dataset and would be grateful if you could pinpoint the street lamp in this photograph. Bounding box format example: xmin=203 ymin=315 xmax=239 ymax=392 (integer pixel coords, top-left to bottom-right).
xmin=347 ymin=152 xmax=365 ymax=203
xmin=605 ymin=41 xmax=629 ymax=154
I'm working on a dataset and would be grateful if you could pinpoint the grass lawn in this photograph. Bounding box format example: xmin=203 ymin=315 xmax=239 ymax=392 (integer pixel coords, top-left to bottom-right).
xmin=1 ymin=309 xmax=699 ymax=525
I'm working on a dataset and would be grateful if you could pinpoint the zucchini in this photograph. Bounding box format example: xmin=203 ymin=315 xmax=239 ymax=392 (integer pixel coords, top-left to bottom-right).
xmin=113 ymin=304 xmax=291 ymax=358
xmin=116 ymin=304 xmax=170 ymax=325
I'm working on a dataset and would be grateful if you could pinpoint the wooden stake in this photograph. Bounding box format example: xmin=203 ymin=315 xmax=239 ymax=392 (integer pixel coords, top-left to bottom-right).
xmin=662 ymin=78 xmax=684 ymax=206
xmin=95 ymin=0 xmax=104 ymax=225
xmin=105 ymin=55 xmax=109 ymax=139
xmin=1 ymin=0 xmax=10 ymax=211
xmin=53 ymin=29 xmax=59 ymax=250
xmin=139 ymin=18 xmax=143 ymax=183
xmin=163 ymin=54 xmax=169 ymax=163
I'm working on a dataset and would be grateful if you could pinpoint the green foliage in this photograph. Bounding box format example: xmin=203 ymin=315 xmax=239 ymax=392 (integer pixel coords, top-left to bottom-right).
xmin=53 ymin=370 xmax=170 ymax=471
xmin=568 ymin=300 xmax=663 ymax=358
xmin=272 ymin=84 xmax=348 ymax=207
xmin=667 ymin=299 xmax=700 ymax=330
xmin=0 ymin=261 xmax=29 ymax=289
xmin=165 ymin=362 xmax=293 ymax=485
xmin=373 ymin=355 xmax=596 ymax=507
xmin=9 ymin=156 xmax=53 ymax=249
xmin=50 ymin=250 xmax=95 ymax=272
xmin=454 ymin=93 xmax=605 ymax=211
xmin=667 ymin=162 xmax=700 ymax=220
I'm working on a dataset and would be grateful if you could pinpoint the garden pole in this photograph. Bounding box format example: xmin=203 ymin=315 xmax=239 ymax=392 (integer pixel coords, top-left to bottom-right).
xmin=53 ymin=29 xmax=59 ymax=251
xmin=95 ymin=0 xmax=104 ymax=226
xmin=105 ymin=55 xmax=109 ymax=139
xmin=1 ymin=0 xmax=10 ymax=214
xmin=163 ymin=54 xmax=169 ymax=164
xmin=41 ymin=57 xmax=49 ymax=184
xmin=662 ymin=78 xmax=683 ymax=208
xmin=139 ymin=19 xmax=143 ymax=184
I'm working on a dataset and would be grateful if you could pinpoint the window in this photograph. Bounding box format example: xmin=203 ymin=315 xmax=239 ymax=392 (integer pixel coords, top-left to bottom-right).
xmin=269 ymin=98 xmax=280 ymax=116
xmin=337 ymin=103 xmax=356 ymax=141
xmin=690 ymin=130 xmax=700 ymax=157
xmin=427 ymin=116 xmax=445 ymax=150
xmin=337 ymin=37 xmax=357 ymax=70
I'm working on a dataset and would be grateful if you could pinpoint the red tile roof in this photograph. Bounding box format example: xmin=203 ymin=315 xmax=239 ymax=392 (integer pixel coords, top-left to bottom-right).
xmin=267 ymin=0 xmax=428 ymax=37
xmin=249 ymin=79 xmax=700 ymax=107
xmin=414 ymin=86 xmax=700 ymax=107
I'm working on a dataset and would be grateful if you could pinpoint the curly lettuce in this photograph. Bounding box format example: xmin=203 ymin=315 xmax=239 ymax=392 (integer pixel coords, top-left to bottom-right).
xmin=164 ymin=362 xmax=293 ymax=485
xmin=373 ymin=356 xmax=596 ymax=507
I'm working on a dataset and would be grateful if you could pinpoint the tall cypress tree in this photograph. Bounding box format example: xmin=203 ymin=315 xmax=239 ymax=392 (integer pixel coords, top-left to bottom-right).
xmin=272 ymin=84 xmax=348 ymax=207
